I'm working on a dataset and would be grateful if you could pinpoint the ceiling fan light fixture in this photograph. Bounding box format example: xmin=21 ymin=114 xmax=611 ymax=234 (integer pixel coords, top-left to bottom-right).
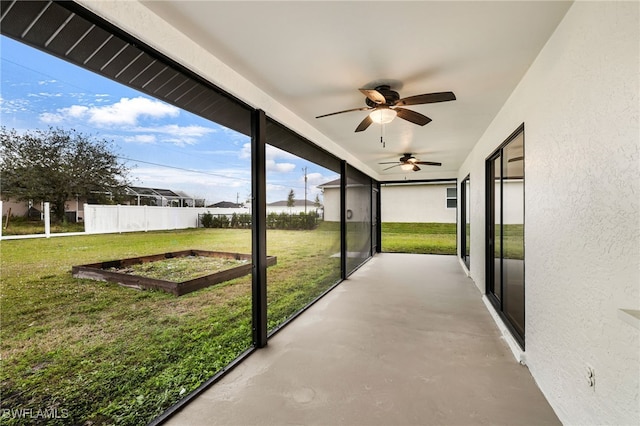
xmin=400 ymin=163 xmax=414 ymax=171
xmin=369 ymin=108 xmax=397 ymax=124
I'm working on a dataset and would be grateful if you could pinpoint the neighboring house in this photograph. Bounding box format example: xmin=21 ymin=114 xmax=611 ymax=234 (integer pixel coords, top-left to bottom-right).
xmin=317 ymin=179 xmax=341 ymax=222
xmin=267 ymin=199 xmax=318 ymax=215
xmin=318 ymin=178 xmax=371 ymax=222
xmin=381 ymin=182 xmax=457 ymax=223
xmin=208 ymin=201 xmax=243 ymax=208
xmin=1 ymin=197 xmax=87 ymax=222
xmin=1 ymin=199 xmax=32 ymax=218
xmin=124 ymin=186 xmax=203 ymax=207
xmin=319 ymin=179 xmax=460 ymax=223
xmin=1 ymin=186 xmax=201 ymax=222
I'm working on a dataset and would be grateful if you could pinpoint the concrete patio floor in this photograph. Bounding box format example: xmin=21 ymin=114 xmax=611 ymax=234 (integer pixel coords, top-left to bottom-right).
xmin=165 ymin=253 xmax=560 ymax=426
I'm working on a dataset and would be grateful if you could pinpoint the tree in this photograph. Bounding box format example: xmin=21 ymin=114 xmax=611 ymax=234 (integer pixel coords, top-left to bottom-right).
xmin=314 ymin=194 xmax=321 ymax=210
xmin=0 ymin=127 xmax=131 ymax=222
xmin=286 ymin=189 xmax=295 ymax=211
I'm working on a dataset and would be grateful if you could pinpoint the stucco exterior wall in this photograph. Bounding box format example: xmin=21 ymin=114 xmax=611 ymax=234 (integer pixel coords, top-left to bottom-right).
xmin=321 ymin=185 xmax=370 ymax=223
xmin=381 ymin=183 xmax=457 ymax=223
xmin=322 ymin=187 xmax=341 ymax=222
xmin=457 ymin=1 xmax=639 ymax=424
xmin=1 ymin=199 xmax=30 ymax=217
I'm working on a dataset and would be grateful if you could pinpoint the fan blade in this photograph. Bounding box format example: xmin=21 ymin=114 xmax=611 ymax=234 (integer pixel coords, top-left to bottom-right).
xmin=316 ymin=107 xmax=372 ymax=119
xmin=396 ymin=91 xmax=456 ymax=106
xmin=359 ymin=88 xmax=386 ymax=104
xmin=395 ymin=107 xmax=432 ymax=126
xmin=413 ymin=165 xmax=421 ymax=172
xmin=414 ymin=161 xmax=442 ymax=166
xmin=383 ymin=164 xmax=401 ymax=171
xmin=355 ymin=115 xmax=373 ymax=132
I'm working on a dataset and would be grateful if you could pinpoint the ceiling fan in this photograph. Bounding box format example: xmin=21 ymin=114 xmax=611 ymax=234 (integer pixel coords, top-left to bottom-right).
xmin=379 ymin=153 xmax=442 ymax=172
xmin=316 ymin=85 xmax=456 ymax=132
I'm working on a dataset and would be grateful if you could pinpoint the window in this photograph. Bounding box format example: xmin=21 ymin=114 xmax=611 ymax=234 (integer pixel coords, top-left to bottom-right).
xmin=446 ymin=187 xmax=457 ymax=208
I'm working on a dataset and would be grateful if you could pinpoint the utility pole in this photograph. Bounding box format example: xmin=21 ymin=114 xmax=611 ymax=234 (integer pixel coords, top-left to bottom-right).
xmin=302 ymin=167 xmax=308 ymax=214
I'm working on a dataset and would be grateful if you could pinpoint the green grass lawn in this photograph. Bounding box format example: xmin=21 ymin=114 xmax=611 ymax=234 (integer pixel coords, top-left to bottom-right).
xmin=382 ymin=222 xmax=457 ymax=255
xmin=0 ymin=221 xmax=456 ymax=424
xmin=0 ymin=227 xmax=340 ymax=425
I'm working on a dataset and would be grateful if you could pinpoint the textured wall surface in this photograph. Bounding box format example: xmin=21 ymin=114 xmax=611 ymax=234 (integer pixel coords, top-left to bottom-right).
xmin=458 ymin=1 xmax=639 ymax=424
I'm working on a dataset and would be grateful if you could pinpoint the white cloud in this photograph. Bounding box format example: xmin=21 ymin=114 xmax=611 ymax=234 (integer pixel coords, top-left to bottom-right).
xmin=241 ymin=143 xmax=298 ymax=173
xmin=88 ymin=97 xmax=179 ymax=126
xmin=39 ymin=112 xmax=64 ymax=124
xmin=306 ymin=172 xmax=331 ymax=187
xmin=39 ymin=104 xmax=88 ymax=124
xmin=37 ymin=79 xmax=57 ymax=85
xmin=240 ymin=143 xmax=251 ymax=159
xmin=198 ymin=149 xmax=245 ymax=156
xmin=266 ymin=183 xmax=288 ymax=191
xmin=27 ymin=92 xmax=62 ymax=98
xmin=124 ymin=134 xmax=157 ymax=144
xmin=266 ymin=159 xmax=296 ymax=173
xmin=65 ymin=105 xmax=90 ymax=118
xmin=0 ymin=97 xmax=30 ymax=114
xmin=267 ymin=145 xmax=298 ymax=161
xmin=35 ymin=97 xmax=216 ymax=147
xmin=38 ymin=96 xmax=179 ymax=127
xmin=129 ymin=125 xmax=215 ymax=147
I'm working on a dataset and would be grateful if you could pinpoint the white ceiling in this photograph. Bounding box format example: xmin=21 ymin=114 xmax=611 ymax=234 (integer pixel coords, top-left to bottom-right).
xmin=142 ymin=1 xmax=572 ymax=181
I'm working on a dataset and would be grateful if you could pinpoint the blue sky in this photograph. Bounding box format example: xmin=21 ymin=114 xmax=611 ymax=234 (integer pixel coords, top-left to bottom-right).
xmin=0 ymin=36 xmax=337 ymax=205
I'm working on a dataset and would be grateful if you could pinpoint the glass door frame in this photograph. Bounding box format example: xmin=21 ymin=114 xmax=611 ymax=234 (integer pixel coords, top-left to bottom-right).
xmin=460 ymin=174 xmax=471 ymax=269
xmin=485 ymin=124 xmax=525 ymax=349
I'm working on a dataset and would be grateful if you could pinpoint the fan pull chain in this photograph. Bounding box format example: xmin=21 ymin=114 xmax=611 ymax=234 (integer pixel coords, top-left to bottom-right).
xmin=380 ymin=124 xmax=386 ymax=148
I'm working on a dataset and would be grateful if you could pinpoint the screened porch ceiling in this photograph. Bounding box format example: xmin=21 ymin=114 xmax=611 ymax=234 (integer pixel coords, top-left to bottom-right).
xmin=1 ymin=0 xmax=573 ymax=182
xmin=139 ymin=1 xmax=572 ymax=181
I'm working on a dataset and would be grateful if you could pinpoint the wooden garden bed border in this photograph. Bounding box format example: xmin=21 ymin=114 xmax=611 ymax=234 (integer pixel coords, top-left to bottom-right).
xmin=72 ymin=250 xmax=276 ymax=296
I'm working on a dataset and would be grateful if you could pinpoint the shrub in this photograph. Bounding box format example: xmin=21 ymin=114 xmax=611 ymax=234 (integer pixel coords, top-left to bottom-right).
xmin=200 ymin=212 xmax=214 ymax=228
xmin=211 ymin=215 xmax=230 ymax=228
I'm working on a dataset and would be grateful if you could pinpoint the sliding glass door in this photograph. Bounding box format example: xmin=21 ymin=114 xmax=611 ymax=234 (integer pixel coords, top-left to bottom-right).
xmin=486 ymin=125 xmax=525 ymax=347
xmin=460 ymin=175 xmax=471 ymax=269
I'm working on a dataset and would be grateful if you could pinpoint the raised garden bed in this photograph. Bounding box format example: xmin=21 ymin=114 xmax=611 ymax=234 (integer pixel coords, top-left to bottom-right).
xmin=72 ymin=250 xmax=276 ymax=296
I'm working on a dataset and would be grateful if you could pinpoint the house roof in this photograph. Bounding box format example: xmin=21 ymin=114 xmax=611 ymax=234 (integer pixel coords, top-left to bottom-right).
xmin=268 ymin=199 xmax=315 ymax=207
xmin=317 ymin=178 xmax=341 ymax=189
xmin=125 ymin=186 xmax=193 ymax=200
xmin=209 ymin=201 xmax=243 ymax=208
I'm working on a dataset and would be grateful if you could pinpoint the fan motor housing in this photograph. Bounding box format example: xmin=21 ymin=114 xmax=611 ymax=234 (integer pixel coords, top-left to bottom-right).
xmin=365 ymin=85 xmax=400 ymax=107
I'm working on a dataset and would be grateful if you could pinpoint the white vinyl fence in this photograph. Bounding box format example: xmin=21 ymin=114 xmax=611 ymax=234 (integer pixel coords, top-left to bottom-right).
xmin=83 ymin=204 xmax=249 ymax=234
